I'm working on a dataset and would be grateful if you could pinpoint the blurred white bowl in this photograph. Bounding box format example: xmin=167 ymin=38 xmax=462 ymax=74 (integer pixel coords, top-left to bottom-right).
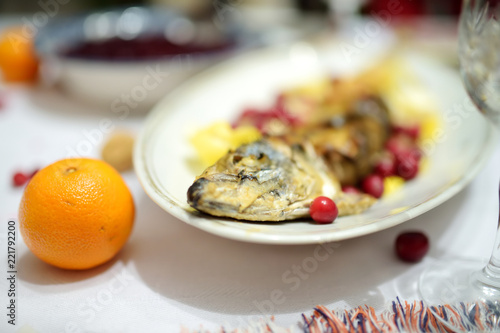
xmin=35 ymin=6 xmax=251 ymax=111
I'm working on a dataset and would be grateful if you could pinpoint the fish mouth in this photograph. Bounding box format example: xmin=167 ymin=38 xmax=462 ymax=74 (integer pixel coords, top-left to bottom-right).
xmin=187 ymin=177 xmax=209 ymax=208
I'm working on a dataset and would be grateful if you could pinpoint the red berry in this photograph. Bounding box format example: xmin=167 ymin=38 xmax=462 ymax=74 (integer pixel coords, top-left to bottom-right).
xmin=392 ymin=125 xmax=420 ymax=140
xmin=396 ymin=151 xmax=419 ymax=180
xmin=342 ymin=185 xmax=361 ymax=195
xmin=374 ymin=154 xmax=396 ymax=178
xmin=361 ymin=174 xmax=384 ymax=198
xmin=234 ymin=109 xmax=268 ymax=131
xmin=310 ymin=196 xmax=339 ymax=224
xmin=385 ymin=133 xmax=415 ymax=158
xmin=395 ymin=231 xmax=429 ymax=262
xmin=12 ymin=172 xmax=29 ymax=187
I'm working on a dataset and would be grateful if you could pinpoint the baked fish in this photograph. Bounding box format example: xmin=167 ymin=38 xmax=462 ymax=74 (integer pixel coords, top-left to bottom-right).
xmin=187 ymin=137 xmax=375 ymax=221
xmin=187 ymin=96 xmax=389 ymax=221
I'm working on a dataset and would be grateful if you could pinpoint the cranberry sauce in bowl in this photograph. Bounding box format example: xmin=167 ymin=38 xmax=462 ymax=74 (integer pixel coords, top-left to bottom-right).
xmin=34 ymin=6 xmax=248 ymax=109
xmin=36 ymin=6 xmax=242 ymax=62
xmin=61 ymin=35 xmax=234 ymax=61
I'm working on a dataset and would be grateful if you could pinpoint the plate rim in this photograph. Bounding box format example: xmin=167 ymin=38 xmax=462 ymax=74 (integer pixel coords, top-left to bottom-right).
xmin=133 ymin=43 xmax=497 ymax=245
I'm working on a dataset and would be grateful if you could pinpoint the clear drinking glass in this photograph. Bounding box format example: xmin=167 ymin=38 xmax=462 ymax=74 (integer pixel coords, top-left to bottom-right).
xmin=418 ymin=0 xmax=500 ymax=330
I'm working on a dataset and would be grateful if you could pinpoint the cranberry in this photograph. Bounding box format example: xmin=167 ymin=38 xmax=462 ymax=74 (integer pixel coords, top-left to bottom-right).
xmin=12 ymin=172 xmax=29 ymax=187
xmin=385 ymin=133 xmax=416 ymax=158
xmin=396 ymin=151 xmax=419 ymax=180
xmin=233 ymin=95 xmax=300 ymax=134
xmin=342 ymin=185 xmax=361 ymax=195
xmin=234 ymin=109 xmax=268 ymax=131
xmin=395 ymin=231 xmax=429 ymax=262
xmin=412 ymin=147 xmax=423 ymax=161
xmin=392 ymin=125 xmax=420 ymax=140
xmin=374 ymin=154 xmax=396 ymax=178
xmin=361 ymin=174 xmax=384 ymax=198
xmin=310 ymin=196 xmax=339 ymax=224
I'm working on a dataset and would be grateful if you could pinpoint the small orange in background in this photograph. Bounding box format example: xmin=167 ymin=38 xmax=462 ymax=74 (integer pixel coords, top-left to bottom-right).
xmin=0 ymin=26 xmax=39 ymax=83
xmin=18 ymin=158 xmax=135 ymax=270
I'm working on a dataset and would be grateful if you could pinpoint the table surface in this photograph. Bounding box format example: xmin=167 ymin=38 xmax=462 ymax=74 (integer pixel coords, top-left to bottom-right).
xmin=1 ymin=15 xmax=499 ymax=333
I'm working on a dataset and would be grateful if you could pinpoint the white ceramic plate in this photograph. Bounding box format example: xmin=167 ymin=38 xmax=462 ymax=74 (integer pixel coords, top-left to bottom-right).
xmin=134 ymin=40 xmax=496 ymax=245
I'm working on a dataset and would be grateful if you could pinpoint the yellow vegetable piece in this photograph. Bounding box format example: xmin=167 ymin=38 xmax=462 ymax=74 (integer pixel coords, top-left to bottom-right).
xmin=230 ymin=125 xmax=262 ymax=146
xmin=190 ymin=121 xmax=262 ymax=167
xmin=383 ymin=176 xmax=405 ymax=197
xmin=286 ymin=78 xmax=330 ymax=101
xmin=419 ymin=114 xmax=442 ymax=143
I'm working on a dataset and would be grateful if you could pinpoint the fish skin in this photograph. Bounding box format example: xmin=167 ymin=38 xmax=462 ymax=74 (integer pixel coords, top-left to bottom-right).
xmin=286 ymin=96 xmax=391 ymax=185
xmin=187 ymin=137 xmax=375 ymax=221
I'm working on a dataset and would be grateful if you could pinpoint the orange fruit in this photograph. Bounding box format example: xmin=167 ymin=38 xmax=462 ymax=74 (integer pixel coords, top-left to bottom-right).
xmin=0 ymin=26 xmax=39 ymax=82
xmin=18 ymin=158 xmax=135 ymax=270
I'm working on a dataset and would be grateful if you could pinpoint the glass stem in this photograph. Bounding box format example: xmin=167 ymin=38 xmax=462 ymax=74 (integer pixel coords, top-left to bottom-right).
xmin=479 ymin=183 xmax=500 ymax=288
xmin=483 ymin=232 xmax=500 ymax=278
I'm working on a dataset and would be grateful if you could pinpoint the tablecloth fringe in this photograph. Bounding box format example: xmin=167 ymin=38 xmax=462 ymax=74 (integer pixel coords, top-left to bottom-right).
xmin=301 ymin=297 xmax=500 ymax=332
xmin=198 ymin=297 xmax=500 ymax=333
